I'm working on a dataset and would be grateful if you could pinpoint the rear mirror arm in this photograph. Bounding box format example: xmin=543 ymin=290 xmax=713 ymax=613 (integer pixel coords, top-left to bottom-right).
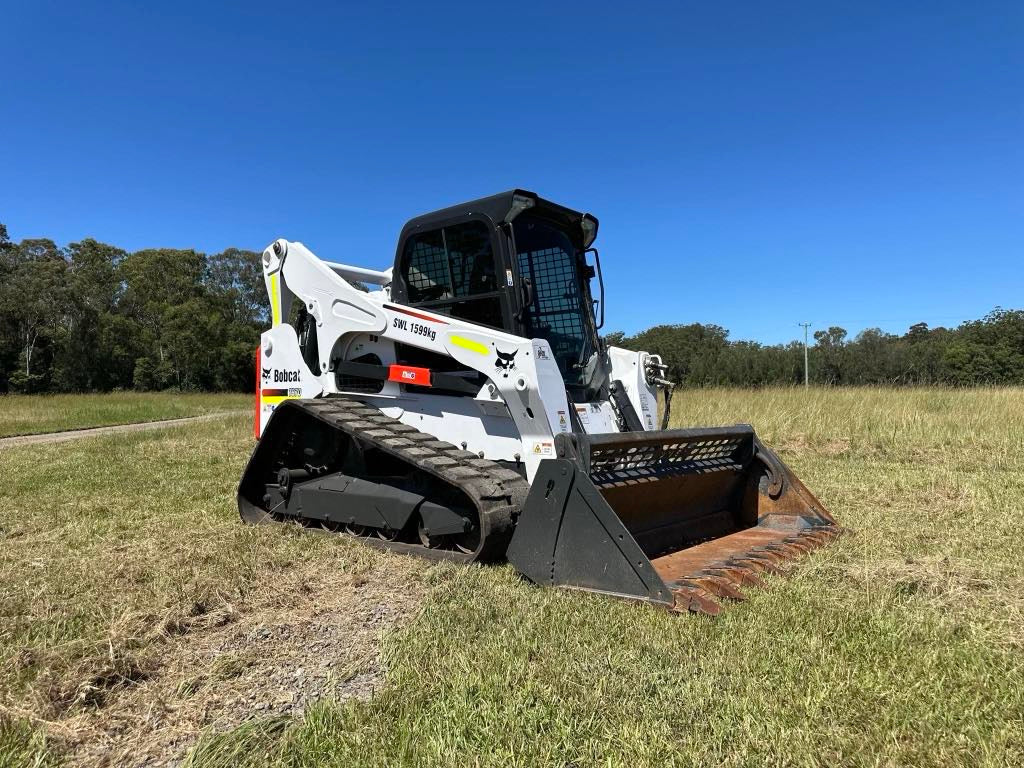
xmin=585 ymin=247 xmax=605 ymax=329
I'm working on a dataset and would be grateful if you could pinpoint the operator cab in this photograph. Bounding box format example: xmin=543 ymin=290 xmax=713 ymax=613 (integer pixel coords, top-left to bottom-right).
xmin=390 ymin=190 xmax=605 ymax=396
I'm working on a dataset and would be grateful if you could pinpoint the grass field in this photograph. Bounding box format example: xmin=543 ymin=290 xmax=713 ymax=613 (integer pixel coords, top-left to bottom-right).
xmin=1 ymin=388 xmax=1022 ymax=767
xmin=0 ymin=392 xmax=250 ymax=438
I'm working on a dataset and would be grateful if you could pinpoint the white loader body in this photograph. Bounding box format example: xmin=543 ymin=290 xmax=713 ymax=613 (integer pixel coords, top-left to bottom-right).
xmin=256 ymin=238 xmax=662 ymax=481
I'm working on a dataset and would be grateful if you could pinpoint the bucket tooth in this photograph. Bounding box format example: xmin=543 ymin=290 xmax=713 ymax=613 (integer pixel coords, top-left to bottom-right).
xmin=686 ymin=574 xmax=747 ymax=602
xmin=723 ymin=556 xmax=778 ymax=575
xmin=757 ymin=542 xmax=808 ymax=559
xmin=727 ymin=555 xmax=787 ymax=575
xmin=671 ymin=587 xmax=723 ymax=615
xmin=705 ymin=565 xmax=765 ymax=589
xmin=800 ymin=527 xmax=841 ymax=547
xmin=797 ymin=528 xmax=837 ymax=544
xmin=738 ymin=550 xmax=791 ymax=569
xmin=779 ymin=538 xmax=816 ymax=554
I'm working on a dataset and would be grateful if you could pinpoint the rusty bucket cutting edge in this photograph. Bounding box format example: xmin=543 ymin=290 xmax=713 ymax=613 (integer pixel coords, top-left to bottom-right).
xmin=506 ymin=426 xmax=841 ymax=616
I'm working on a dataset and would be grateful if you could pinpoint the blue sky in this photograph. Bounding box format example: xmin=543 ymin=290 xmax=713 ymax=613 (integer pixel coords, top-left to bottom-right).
xmin=2 ymin=1 xmax=1021 ymax=344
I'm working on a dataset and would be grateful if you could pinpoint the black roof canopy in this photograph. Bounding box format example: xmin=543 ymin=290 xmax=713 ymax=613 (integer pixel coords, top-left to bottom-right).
xmin=395 ymin=189 xmax=599 ymax=250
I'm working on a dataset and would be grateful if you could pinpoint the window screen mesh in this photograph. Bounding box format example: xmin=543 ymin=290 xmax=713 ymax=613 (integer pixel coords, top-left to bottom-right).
xmin=401 ymin=223 xmax=505 ymax=329
xmin=517 ymin=246 xmax=586 ymax=370
xmin=403 ymin=222 xmax=497 ymax=304
xmin=405 ymin=230 xmax=450 ymax=302
xmin=445 ymin=222 xmax=495 ymax=297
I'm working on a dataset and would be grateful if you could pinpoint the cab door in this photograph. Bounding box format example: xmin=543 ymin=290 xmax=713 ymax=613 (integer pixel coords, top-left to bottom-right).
xmin=397 ymin=217 xmax=517 ymax=332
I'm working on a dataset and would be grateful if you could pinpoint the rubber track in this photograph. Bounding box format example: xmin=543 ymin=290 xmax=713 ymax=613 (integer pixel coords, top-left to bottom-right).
xmin=248 ymin=397 xmax=531 ymax=563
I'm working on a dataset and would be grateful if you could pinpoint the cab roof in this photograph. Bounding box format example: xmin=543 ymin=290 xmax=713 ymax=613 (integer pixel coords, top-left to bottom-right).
xmin=397 ymin=189 xmax=598 ymax=246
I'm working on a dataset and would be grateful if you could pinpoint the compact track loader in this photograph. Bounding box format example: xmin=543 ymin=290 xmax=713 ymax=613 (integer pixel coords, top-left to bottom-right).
xmin=239 ymin=190 xmax=839 ymax=614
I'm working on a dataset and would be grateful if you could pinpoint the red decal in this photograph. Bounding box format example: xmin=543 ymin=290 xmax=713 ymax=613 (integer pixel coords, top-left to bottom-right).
xmin=385 ymin=304 xmax=449 ymax=324
xmin=387 ymin=365 xmax=431 ymax=386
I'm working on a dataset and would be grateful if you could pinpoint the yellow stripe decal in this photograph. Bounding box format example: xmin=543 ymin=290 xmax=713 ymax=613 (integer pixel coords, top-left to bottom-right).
xmin=270 ymin=273 xmax=281 ymax=326
xmin=261 ymin=394 xmax=293 ymax=405
xmin=450 ymin=335 xmax=489 ymax=355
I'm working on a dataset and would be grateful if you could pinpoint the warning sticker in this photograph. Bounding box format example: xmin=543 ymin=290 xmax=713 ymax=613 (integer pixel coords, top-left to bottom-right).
xmin=575 ymin=405 xmax=589 ymax=425
xmin=531 ymin=441 xmax=554 ymax=456
xmin=640 ymin=394 xmax=655 ymax=429
xmin=506 ymin=269 xmax=514 ymax=287
xmin=557 ymin=410 xmax=568 ymax=431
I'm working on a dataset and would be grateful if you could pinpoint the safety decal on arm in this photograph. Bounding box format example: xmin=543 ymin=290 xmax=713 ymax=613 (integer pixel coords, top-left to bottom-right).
xmin=269 ymin=273 xmax=282 ymax=326
xmin=450 ymin=335 xmax=489 ymax=355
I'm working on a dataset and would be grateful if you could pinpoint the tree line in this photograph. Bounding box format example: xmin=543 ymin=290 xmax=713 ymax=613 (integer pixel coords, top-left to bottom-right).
xmin=0 ymin=223 xmax=265 ymax=393
xmin=607 ymin=308 xmax=1024 ymax=387
xmin=2 ymin=221 xmax=1020 ymax=392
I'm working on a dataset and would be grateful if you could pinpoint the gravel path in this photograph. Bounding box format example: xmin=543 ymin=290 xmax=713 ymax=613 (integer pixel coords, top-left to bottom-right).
xmin=0 ymin=411 xmax=246 ymax=449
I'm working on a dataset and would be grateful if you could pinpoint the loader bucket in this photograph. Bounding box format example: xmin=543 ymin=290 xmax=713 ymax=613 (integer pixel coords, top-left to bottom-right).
xmin=506 ymin=426 xmax=840 ymax=615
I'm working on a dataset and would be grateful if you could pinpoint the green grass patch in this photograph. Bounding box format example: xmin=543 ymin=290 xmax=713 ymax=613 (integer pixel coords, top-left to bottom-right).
xmin=0 ymin=716 xmax=59 ymax=768
xmin=0 ymin=391 xmax=250 ymax=437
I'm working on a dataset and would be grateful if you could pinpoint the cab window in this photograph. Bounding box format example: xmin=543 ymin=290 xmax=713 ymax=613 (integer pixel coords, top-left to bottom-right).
xmin=402 ymin=221 xmax=503 ymax=328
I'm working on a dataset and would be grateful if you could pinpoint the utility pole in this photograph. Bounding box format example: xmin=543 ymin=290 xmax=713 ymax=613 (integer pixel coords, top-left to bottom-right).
xmin=798 ymin=322 xmax=812 ymax=387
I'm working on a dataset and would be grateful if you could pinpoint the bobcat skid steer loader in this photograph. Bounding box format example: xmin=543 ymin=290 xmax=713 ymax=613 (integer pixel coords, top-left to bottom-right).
xmin=239 ymin=190 xmax=839 ymax=614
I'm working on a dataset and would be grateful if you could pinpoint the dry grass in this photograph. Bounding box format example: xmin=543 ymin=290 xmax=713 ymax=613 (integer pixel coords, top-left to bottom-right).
xmin=0 ymin=415 xmax=430 ymax=767
xmin=67 ymin=557 xmax=425 ymax=767
xmin=2 ymin=388 xmax=1023 ymax=767
xmin=0 ymin=392 xmax=250 ymax=438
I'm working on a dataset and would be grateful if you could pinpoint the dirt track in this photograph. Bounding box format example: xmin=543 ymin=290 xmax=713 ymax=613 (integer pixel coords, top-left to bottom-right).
xmin=0 ymin=412 xmax=245 ymax=449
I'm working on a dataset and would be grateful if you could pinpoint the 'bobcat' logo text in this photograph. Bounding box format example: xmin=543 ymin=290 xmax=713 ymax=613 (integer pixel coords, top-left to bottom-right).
xmin=265 ymin=368 xmax=301 ymax=383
